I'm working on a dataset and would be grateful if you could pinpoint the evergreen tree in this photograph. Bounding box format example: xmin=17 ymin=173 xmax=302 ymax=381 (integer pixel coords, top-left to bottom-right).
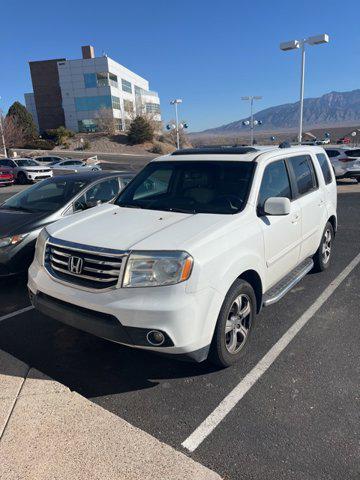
xmin=7 ymin=101 xmax=37 ymax=140
xmin=128 ymin=116 xmax=154 ymax=144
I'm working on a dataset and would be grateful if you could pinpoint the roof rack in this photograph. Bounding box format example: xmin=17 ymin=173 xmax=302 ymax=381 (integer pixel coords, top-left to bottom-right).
xmin=171 ymin=146 xmax=258 ymax=156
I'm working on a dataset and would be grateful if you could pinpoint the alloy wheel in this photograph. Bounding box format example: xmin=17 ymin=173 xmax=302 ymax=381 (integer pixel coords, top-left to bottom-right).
xmin=225 ymin=294 xmax=252 ymax=354
xmin=322 ymin=228 xmax=332 ymax=264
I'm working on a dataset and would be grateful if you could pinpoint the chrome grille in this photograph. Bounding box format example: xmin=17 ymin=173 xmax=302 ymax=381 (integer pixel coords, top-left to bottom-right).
xmin=45 ymin=238 xmax=127 ymax=290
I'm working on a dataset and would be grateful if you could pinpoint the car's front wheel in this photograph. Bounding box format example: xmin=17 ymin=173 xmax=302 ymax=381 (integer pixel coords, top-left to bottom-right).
xmin=313 ymin=222 xmax=334 ymax=272
xmin=17 ymin=172 xmax=28 ymax=184
xmin=209 ymin=279 xmax=256 ymax=368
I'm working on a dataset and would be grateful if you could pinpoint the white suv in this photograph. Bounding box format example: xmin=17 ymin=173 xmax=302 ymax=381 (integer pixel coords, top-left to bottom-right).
xmin=28 ymin=145 xmax=337 ymax=367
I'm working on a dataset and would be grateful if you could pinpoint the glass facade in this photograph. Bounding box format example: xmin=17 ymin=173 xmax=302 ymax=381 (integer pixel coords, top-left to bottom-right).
xmin=122 ymin=79 xmax=132 ymax=93
xmin=145 ymin=103 xmax=161 ymax=114
xmin=75 ymin=95 xmax=112 ymax=111
xmin=84 ymin=73 xmax=97 ymax=88
xmin=83 ymin=72 xmax=118 ymax=88
xmin=78 ymin=119 xmax=98 ymax=132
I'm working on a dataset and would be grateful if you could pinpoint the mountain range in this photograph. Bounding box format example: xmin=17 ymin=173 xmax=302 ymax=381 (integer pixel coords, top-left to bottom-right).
xmin=197 ymin=89 xmax=360 ymax=135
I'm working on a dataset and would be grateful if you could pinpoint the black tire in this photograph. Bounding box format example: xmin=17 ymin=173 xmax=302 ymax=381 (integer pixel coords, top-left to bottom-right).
xmin=313 ymin=221 xmax=334 ymax=272
xmin=17 ymin=172 xmax=28 ymax=184
xmin=209 ymin=279 xmax=257 ymax=368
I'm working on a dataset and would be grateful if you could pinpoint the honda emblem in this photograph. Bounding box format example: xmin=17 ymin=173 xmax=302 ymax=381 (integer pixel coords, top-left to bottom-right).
xmin=68 ymin=256 xmax=83 ymax=275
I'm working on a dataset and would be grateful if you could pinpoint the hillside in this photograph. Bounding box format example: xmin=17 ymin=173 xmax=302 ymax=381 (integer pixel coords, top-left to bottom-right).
xmin=197 ymin=90 xmax=360 ymax=135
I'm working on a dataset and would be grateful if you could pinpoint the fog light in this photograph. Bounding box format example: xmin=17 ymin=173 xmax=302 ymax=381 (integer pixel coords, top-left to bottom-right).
xmin=146 ymin=330 xmax=165 ymax=346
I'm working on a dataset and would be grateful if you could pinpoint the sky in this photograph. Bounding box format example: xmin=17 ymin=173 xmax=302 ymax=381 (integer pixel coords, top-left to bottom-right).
xmin=1 ymin=0 xmax=360 ymax=131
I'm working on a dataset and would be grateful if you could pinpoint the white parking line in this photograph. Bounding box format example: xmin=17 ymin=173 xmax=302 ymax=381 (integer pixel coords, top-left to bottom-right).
xmin=182 ymin=252 xmax=360 ymax=452
xmin=0 ymin=306 xmax=34 ymax=323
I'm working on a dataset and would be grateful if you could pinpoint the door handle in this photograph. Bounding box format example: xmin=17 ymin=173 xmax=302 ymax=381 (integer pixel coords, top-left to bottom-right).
xmin=318 ymin=199 xmax=325 ymax=206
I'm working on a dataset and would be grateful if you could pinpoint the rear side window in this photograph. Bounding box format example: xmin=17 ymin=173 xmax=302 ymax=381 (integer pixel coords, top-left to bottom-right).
xmin=344 ymin=149 xmax=360 ymax=158
xmin=288 ymin=155 xmax=318 ymax=196
xmin=325 ymin=149 xmax=340 ymax=158
xmin=316 ymin=153 xmax=333 ymax=185
xmin=258 ymin=160 xmax=292 ymax=210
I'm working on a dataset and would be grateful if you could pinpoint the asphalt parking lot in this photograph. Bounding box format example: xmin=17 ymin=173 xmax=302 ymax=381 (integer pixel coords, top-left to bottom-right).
xmin=0 ymin=172 xmax=359 ymax=479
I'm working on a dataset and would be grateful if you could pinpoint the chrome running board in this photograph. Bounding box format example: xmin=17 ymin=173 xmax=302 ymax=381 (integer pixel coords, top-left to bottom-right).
xmin=263 ymin=258 xmax=314 ymax=307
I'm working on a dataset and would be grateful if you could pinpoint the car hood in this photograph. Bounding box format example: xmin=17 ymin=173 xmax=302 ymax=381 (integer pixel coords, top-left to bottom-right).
xmin=47 ymin=203 xmax=228 ymax=251
xmin=0 ymin=209 xmax=51 ymax=237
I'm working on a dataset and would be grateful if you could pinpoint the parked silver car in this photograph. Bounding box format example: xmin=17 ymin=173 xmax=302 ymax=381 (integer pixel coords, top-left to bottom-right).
xmin=49 ymin=159 xmax=101 ymax=175
xmin=0 ymin=158 xmax=53 ymax=184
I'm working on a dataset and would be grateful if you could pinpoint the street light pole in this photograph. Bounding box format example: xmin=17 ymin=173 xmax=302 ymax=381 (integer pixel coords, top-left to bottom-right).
xmin=0 ymin=115 xmax=6 ymax=157
xmin=298 ymin=42 xmax=306 ymax=144
xmin=0 ymin=97 xmax=6 ymax=157
xmin=280 ymin=34 xmax=329 ymax=144
xmin=170 ymin=99 xmax=182 ymax=149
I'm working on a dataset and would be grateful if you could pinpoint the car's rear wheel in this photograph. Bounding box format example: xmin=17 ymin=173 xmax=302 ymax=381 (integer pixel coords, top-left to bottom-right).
xmin=313 ymin=222 xmax=334 ymax=272
xmin=209 ymin=279 xmax=256 ymax=368
xmin=17 ymin=172 xmax=28 ymax=184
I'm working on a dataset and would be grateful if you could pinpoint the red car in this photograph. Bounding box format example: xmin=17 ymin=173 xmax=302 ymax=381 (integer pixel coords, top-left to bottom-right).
xmin=0 ymin=167 xmax=14 ymax=186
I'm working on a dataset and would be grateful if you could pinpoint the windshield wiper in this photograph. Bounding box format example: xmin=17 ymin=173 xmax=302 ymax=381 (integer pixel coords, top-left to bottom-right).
xmin=167 ymin=207 xmax=196 ymax=214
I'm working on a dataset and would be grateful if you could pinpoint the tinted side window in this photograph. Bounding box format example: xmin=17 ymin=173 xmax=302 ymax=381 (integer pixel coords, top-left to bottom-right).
xmin=258 ymin=160 xmax=292 ymax=211
xmin=325 ymin=150 xmax=339 ymax=158
xmin=345 ymin=149 xmax=360 ymax=158
xmin=316 ymin=153 xmax=333 ymax=185
xmin=74 ymin=178 xmax=120 ymax=211
xmin=289 ymin=155 xmax=317 ymax=196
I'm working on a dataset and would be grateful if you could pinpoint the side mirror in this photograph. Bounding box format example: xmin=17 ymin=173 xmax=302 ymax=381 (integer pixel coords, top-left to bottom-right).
xmin=85 ymin=199 xmax=102 ymax=209
xmin=264 ymin=197 xmax=290 ymax=216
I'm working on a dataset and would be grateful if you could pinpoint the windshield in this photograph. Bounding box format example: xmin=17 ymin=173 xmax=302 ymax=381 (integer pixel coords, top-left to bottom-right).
xmin=15 ymin=159 xmax=39 ymax=167
xmin=115 ymin=161 xmax=255 ymax=214
xmin=1 ymin=176 xmax=89 ymax=213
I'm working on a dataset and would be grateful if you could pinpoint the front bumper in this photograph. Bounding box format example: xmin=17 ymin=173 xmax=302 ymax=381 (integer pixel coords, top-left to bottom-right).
xmin=28 ymin=260 xmax=222 ymax=362
xmin=0 ymin=178 xmax=14 ymax=185
xmin=26 ymin=172 xmax=53 ymax=181
xmin=345 ymin=168 xmax=360 ymax=178
xmin=0 ymin=238 xmax=37 ymax=276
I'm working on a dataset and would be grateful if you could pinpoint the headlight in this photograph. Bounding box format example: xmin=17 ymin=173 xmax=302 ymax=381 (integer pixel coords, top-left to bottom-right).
xmin=34 ymin=228 xmax=50 ymax=266
xmin=0 ymin=233 xmax=29 ymax=248
xmin=123 ymin=251 xmax=193 ymax=288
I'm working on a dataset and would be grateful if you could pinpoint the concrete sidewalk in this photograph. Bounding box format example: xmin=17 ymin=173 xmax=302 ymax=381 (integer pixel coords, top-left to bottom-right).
xmin=0 ymin=350 xmax=221 ymax=480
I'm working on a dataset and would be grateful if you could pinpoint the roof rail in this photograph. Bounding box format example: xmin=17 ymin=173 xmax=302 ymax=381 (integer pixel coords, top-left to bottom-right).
xmin=171 ymin=146 xmax=258 ymax=156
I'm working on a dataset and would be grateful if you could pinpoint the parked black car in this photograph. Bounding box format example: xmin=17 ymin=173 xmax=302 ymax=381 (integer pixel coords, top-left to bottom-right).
xmin=0 ymin=170 xmax=134 ymax=276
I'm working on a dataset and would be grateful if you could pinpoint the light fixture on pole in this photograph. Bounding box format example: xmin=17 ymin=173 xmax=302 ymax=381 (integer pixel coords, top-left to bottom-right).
xmin=280 ymin=34 xmax=329 ymax=144
xmin=241 ymin=96 xmax=262 ymax=145
xmin=170 ymin=98 xmax=183 ymax=149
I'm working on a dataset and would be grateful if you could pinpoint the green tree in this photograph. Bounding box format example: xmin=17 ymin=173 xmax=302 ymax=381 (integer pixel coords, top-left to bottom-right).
xmin=128 ymin=116 xmax=154 ymax=144
xmin=7 ymin=101 xmax=37 ymax=140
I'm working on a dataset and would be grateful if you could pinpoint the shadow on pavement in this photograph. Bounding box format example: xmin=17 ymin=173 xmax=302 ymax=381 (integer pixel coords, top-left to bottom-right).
xmin=0 ymin=293 xmax=218 ymax=399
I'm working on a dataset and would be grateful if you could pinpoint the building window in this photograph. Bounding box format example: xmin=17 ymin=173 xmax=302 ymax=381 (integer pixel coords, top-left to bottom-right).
xmin=96 ymin=72 xmax=108 ymax=87
xmin=78 ymin=119 xmax=98 ymax=132
xmin=122 ymin=79 xmax=132 ymax=93
xmin=145 ymin=103 xmax=161 ymax=114
xmin=114 ymin=119 xmax=123 ymax=131
xmin=109 ymin=73 xmax=118 ymax=88
xmin=84 ymin=72 xmax=119 ymax=88
xmin=84 ymin=73 xmax=97 ymax=88
xmin=124 ymin=100 xmax=134 ymax=113
xmin=75 ymin=96 xmax=112 ymax=111
xmin=112 ymin=96 xmax=121 ymax=110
